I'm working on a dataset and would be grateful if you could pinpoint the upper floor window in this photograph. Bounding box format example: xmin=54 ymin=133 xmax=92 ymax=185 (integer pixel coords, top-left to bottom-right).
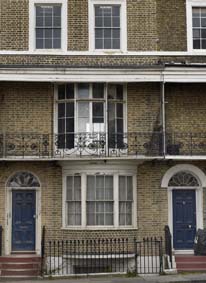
xmin=29 ymin=0 xmax=67 ymax=52
xmin=192 ymin=7 xmax=206 ymax=49
xmin=55 ymin=83 xmax=127 ymax=152
xmin=36 ymin=5 xmax=61 ymax=49
xmin=95 ymin=5 xmax=120 ymax=49
xmin=89 ymin=0 xmax=127 ymax=52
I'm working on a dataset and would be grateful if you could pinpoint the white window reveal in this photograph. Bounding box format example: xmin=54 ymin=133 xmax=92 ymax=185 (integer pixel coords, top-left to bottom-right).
xmin=63 ymin=171 xmax=136 ymax=229
xmin=29 ymin=0 xmax=67 ymax=52
xmin=89 ymin=0 xmax=127 ymax=52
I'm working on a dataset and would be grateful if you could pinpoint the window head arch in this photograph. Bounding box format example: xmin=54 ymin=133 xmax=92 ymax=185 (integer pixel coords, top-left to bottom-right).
xmin=7 ymin=172 xmax=40 ymax=188
xmin=168 ymin=171 xmax=199 ymax=187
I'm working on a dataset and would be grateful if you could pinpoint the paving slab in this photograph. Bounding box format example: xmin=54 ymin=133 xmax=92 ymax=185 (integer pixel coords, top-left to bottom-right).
xmin=1 ymin=274 xmax=206 ymax=283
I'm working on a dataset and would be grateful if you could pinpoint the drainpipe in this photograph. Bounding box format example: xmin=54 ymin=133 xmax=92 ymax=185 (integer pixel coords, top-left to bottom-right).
xmin=161 ymin=78 xmax=166 ymax=157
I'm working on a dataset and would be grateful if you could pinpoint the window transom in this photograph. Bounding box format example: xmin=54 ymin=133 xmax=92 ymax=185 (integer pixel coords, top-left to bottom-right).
xmin=7 ymin=172 xmax=40 ymax=188
xmin=168 ymin=171 xmax=199 ymax=187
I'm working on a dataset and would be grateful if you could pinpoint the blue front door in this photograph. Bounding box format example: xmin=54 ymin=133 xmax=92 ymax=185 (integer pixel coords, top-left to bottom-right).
xmin=173 ymin=190 xmax=196 ymax=249
xmin=12 ymin=190 xmax=36 ymax=251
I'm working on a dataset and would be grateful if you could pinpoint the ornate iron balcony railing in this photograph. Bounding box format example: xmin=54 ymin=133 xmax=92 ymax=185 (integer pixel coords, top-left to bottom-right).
xmin=166 ymin=132 xmax=206 ymax=156
xmin=0 ymin=132 xmax=163 ymax=159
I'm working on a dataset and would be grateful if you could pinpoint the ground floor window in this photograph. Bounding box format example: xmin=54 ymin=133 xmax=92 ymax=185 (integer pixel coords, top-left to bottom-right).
xmin=63 ymin=170 xmax=136 ymax=228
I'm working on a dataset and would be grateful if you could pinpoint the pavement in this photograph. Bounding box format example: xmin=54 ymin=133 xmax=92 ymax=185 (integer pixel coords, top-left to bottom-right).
xmin=1 ymin=274 xmax=206 ymax=283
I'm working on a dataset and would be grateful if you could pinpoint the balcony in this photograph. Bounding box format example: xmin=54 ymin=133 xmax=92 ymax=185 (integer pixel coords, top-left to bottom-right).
xmin=166 ymin=132 xmax=206 ymax=157
xmin=0 ymin=132 xmax=163 ymax=159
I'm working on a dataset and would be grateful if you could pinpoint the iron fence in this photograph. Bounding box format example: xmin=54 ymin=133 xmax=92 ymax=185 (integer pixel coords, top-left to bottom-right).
xmin=135 ymin=237 xmax=163 ymax=274
xmin=42 ymin=237 xmax=164 ymax=277
xmin=44 ymin=238 xmax=134 ymax=276
xmin=164 ymin=225 xmax=173 ymax=269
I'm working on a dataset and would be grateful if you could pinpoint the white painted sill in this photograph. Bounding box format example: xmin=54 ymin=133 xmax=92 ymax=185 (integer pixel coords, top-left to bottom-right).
xmin=61 ymin=226 xmax=138 ymax=231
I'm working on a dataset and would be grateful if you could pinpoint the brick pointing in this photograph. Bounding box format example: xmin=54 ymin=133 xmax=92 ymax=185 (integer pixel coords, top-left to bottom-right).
xmin=0 ymin=0 xmax=188 ymax=52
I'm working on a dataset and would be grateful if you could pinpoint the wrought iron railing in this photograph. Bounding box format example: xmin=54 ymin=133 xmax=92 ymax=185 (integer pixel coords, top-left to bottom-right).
xmin=41 ymin=226 xmax=46 ymax=276
xmin=44 ymin=238 xmax=134 ymax=276
xmin=135 ymin=237 xmax=163 ymax=274
xmin=41 ymin=237 xmax=165 ymax=277
xmin=0 ymin=225 xmax=2 ymax=256
xmin=166 ymin=132 xmax=206 ymax=156
xmin=164 ymin=225 xmax=173 ymax=269
xmin=0 ymin=132 xmax=163 ymax=158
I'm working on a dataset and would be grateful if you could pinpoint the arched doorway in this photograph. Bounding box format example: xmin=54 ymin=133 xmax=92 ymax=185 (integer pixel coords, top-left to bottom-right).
xmin=6 ymin=172 xmax=41 ymax=254
xmin=162 ymin=165 xmax=205 ymax=251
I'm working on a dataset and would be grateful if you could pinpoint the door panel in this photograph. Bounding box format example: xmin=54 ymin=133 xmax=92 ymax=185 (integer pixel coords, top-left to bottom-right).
xmin=12 ymin=190 xmax=36 ymax=251
xmin=173 ymin=190 xmax=196 ymax=249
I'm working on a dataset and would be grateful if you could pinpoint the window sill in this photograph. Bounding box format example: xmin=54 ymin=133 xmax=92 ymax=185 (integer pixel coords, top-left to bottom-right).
xmin=61 ymin=226 xmax=138 ymax=231
xmin=30 ymin=49 xmax=66 ymax=54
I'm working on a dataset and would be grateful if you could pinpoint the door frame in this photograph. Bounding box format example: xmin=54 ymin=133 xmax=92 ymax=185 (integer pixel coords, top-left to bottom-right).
xmin=5 ymin=186 xmax=41 ymax=255
xmin=168 ymin=186 xmax=203 ymax=252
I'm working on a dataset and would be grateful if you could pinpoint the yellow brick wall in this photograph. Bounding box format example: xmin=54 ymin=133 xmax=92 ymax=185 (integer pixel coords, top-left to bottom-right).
xmin=0 ymin=160 xmax=206 ymax=254
xmin=0 ymin=0 xmax=187 ymax=52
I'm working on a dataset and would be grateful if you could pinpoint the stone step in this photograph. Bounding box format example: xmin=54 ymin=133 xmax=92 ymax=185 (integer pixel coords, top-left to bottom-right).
xmin=176 ymin=262 xmax=206 ymax=269
xmin=1 ymin=269 xmax=40 ymax=277
xmin=0 ymin=256 xmax=41 ymax=263
xmin=0 ymin=263 xmax=40 ymax=269
xmin=175 ymin=255 xmax=206 ymax=263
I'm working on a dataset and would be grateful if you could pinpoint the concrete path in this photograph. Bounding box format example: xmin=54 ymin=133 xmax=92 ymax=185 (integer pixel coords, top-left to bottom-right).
xmin=1 ymin=274 xmax=206 ymax=283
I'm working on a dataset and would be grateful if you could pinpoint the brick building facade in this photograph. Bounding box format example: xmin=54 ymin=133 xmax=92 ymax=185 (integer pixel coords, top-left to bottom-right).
xmin=0 ymin=0 xmax=206 ymax=276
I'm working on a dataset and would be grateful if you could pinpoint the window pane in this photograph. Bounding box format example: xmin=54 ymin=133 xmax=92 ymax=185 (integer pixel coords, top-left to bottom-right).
xmin=66 ymin=103 xmax=74 ymax=118
xmin=66 ymin=118 xmax=74 ymax=133
xmin=104 ymin=17 xmax=112 ymax=27
xmin=95 ymin=17 xmax=103 ymax=27
xmin=58 ymin=103 xmax=65 ymax=118
xmin=66 ymin=84 xmax=74 ymax=99
xmin=54 ymin=5 xmax=61 ymax=16
xmin=192 ymin=18 xmax=200 ymax=27
xmin=95 ymin=38 xmax=103 ymax=49
xmin=116 ymin=85 xmax=123 ymax=99
xmin=58 ymin=85 xmax=65 ymax=99
xmin=201 ymin=29 xmax=206 ymax=38
xmin=36 ymin=29 xmax=43 ymax=38
xmin=112 ymin=17 xmax=120 ymax=27
xmin=104 ymin=38 xmax=112 ymax=49
xmin=105 ymin=213 xmax=113 ymax=225
xmin=45 ymin=39 xmax=52 ymax=48
xmin=119 ymin=176 xmax=126 ymax=200
xmin=193 ymin=39 xmax=200 ymax=49
xmin=77 ymin=84 xmax=90 ymax=98
xmin=93 ymin=83 xmax=104 ymax=98
xmin=54 ymin=16 xmax=61 ymax=27
xmin=58 ymin=119 xmax=65 ymax=133
xmin=113 ymin=39 xmax=120 ymax=49
xmin=193 ymin=8 xmax=200 ymax=17
xmin=127 ymin=176 xmax=133 ymax=200
xmin=36 ymin=39 xmax=43 ymax=49
xmin=67 ymin=176 xmax=81 ymax=226
xmin=95 ymin=28 xmax=103 ymax=39
xmin=93 ymin=102 xmax=104 ymax=123
xmin=87 ymin=176 xmax=95 ymax=200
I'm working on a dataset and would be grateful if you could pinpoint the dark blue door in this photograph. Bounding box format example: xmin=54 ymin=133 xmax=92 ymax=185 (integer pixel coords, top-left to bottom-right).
xmin=12 ymin=190 xmax=36 ymax=251
xmin=173 ymin=190 xmax=196 ymax=249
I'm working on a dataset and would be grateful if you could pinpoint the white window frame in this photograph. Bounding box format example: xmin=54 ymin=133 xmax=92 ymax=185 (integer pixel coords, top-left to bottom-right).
xmin=187 ymin=0 xmax=206 ymax=52
xmin=53 ymin=83 xmax=127 ymax=153
xmin=89 ymin=0 xmax=127 ymax=52
xmin=29 ymin=0 xmax=67 ymax=52
xmin=62 ymin=166 xmax=137 ymax=230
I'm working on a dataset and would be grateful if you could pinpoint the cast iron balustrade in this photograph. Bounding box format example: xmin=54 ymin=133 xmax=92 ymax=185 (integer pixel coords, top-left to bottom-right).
xmin=164 ymin=225 xmax=173 ymax=269
xmin=166 ymin=132 xmax=206 ymax=156
xmin=0 ymin=132 xmax=163 ymax=158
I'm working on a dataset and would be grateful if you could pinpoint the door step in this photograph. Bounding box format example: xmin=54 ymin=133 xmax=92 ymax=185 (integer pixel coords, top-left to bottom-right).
xmin=175 ymin=255 xmax=206 ymax=272
xmin=0 ymin=255 xmax=41 ymax=278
